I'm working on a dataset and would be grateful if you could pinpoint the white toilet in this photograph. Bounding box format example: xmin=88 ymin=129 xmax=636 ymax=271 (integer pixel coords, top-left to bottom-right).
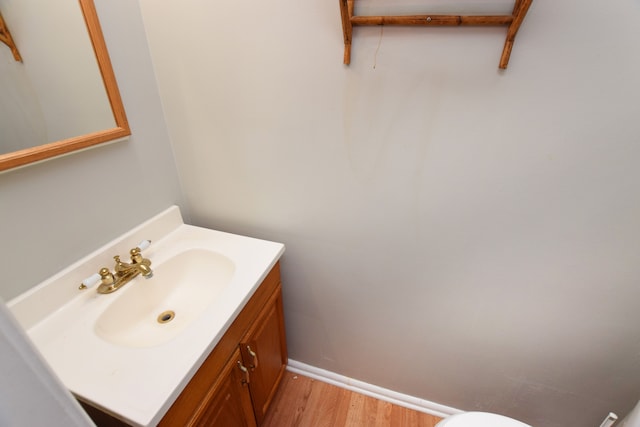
xmin=436 ymin=399 xmax=640 ymax=427
xmin=436 ymin=411 xmax=531 ymax=427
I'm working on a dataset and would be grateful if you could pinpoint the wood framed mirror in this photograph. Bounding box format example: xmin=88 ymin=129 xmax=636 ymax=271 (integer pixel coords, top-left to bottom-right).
xmin=0 ymin=0 xmax=129 ymax=172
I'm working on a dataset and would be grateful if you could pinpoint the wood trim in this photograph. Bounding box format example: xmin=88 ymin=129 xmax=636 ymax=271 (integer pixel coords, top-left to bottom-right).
xmin=79 ymin=0 xmax=129 ymax=137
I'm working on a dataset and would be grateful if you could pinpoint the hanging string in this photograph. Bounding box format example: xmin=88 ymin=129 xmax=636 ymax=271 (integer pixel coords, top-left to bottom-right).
xmin=373 ymin=26 xmax=384 ymax=69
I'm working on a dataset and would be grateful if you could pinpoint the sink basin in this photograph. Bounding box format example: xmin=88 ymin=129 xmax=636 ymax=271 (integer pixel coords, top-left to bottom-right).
xmin=94 ymin=249 xmax=235 ymax=348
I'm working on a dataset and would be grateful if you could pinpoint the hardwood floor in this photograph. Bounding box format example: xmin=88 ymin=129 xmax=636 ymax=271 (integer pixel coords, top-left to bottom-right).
xmin=262 ymin=372 xmax=443 ymax=427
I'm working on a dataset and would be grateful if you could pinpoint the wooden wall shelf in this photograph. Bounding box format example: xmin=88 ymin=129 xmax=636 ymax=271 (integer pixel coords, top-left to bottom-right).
xmin=339 ymin=0 xmax=533 ymax=69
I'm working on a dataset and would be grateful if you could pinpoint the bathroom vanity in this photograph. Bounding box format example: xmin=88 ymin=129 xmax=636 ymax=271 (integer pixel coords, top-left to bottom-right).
xmin=8 ymin=206 xmax=286 ymax=426
xmin=83 ymin=262 xmax=287 ymax=426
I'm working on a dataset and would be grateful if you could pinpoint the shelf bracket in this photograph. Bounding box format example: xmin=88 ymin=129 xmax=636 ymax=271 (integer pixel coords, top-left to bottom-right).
xmin=0 ymin=11 xmax=22 ymax=62
xmin=339 ymin=0 xmax=533 ymax=69
xmin=499 ymin=0 xmax=533 ymax=69
xmin=339 ymin=0 xmax=353 ymax=64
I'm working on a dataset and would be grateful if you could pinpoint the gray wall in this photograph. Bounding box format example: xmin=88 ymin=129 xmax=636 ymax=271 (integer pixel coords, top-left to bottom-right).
xmin=0 ymin=0 xmax=184 ymax=301
xmin=140 ymin=0 xmax=640 ymax=426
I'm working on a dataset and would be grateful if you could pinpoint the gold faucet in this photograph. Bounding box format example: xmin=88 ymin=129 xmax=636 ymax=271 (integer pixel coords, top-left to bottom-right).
xmin=79 ymin=241 xmax=153 ymax=294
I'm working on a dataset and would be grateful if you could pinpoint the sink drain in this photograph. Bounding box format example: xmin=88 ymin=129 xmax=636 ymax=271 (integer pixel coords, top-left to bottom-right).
xmin=157 ymin=310 xmax=175 ymax=324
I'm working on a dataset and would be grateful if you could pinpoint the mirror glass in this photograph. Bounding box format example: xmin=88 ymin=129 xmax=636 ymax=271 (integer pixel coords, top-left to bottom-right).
xmin=0 ymin=0 xmax=129 ymax=172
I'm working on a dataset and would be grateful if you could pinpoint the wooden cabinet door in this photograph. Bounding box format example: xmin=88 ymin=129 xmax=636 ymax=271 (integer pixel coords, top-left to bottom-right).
xmin=240 ymin=284 xmax=288 ymax=425
xmin=193 ymin=347 xmax=257 ymax=427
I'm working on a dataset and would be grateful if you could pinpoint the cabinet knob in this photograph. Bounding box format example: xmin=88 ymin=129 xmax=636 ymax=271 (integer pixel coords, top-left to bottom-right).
xmin=237 ymin=361 xmax=250 ymax=385
xmin=246 ymin=345 xmax=259 ymax=370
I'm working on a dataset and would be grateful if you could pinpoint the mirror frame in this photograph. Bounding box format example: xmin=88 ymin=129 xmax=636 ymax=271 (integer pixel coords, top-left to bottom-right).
xmin=0 ymin=0 xmax=130 ymax=172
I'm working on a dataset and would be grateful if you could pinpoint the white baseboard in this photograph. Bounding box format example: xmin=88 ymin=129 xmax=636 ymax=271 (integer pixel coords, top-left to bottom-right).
xmin=286 ymin=359 xmax=463 ymax=419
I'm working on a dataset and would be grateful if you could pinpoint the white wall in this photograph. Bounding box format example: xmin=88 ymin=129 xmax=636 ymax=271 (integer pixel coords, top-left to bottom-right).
xmin=140 ymin=0 xmax=640 ymax=425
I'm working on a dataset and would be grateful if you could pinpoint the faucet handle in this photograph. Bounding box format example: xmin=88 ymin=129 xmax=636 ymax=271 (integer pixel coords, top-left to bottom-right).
xmin=79 ymin=273 xmax=101 ymax=290
xmin=130 ymin=240 xmax=151 ymax=264
xmin=137 ymin=240 xmax=151 ymax=251
xmin=78 ymin=268 xmax=114 ymax=290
